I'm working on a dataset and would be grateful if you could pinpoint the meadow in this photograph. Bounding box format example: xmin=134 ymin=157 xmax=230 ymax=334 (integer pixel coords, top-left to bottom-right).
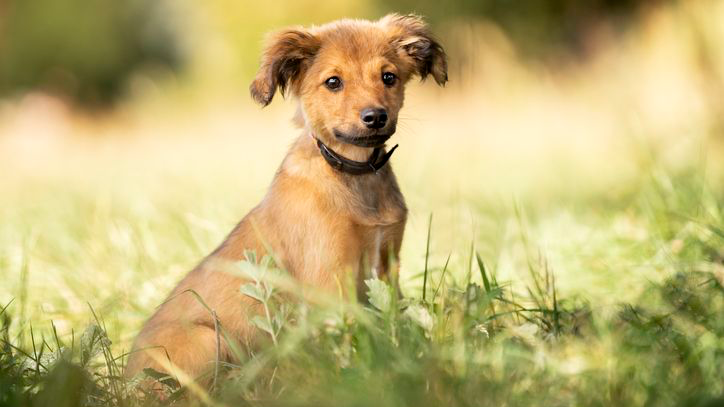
xmin=1 ymin=2 xmax=724 ymax=406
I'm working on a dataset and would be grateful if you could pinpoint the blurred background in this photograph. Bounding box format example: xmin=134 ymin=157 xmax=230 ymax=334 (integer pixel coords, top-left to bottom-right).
xmin=1 ymin=0 xmax=723 ymax=346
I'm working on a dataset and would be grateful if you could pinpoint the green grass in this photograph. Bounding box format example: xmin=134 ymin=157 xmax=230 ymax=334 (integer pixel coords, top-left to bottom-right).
xmin=0 ymin=163 xmax=722 ymax=406
xmin=1 ymin=1 xmax=724 ymax=403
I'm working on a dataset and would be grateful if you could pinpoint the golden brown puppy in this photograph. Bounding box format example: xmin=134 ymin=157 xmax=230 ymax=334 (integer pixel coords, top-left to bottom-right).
xmin=125 ymin=14 xmax=447 ymax=385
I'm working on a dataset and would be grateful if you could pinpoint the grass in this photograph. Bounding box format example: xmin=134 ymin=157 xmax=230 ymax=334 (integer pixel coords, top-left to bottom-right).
xmin=0 ymin=148 xmax=722 ymax=406
xmin=1 ymin=2 xmax=723 ymax=401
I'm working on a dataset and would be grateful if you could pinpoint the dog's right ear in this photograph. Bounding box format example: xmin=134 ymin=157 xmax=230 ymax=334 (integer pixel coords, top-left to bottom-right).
xmin=249 ymin=29 xmax=320 ymax=106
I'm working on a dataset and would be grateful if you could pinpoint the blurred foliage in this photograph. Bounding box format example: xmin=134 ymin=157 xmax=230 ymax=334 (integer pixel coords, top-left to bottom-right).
xmin=0 ymin=0 xmax=684 ymax=108
xmin=0 ymin=0 xmax=184 ymax=107
xmin=372 ymin=0 xmax=664 ymax=58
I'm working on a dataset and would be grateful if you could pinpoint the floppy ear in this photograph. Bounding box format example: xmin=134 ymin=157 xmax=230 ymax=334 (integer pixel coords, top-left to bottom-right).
xmin=249 ymin=28 xmax=320 ymax=106
xmin=381 ymin=14 xmax=448 ymax=86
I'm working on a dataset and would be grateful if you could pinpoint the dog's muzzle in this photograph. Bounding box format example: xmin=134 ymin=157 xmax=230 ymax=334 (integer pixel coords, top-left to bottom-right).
xmin=334 ymin=131 xmax=392 ymax=147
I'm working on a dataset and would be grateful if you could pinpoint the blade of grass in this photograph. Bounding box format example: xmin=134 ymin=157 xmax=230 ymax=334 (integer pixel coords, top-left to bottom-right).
xmin=432 ymin=252 xmax=452 ymax=302
xmin=476 ymin=252 xmax=491 ymax=293
xmin=422 ymin=213 xmax=432 ymax=301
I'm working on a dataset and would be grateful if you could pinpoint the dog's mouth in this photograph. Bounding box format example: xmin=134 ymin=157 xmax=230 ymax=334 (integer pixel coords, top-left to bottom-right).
xmin=333 ymin=130 xmax=394 ymax=147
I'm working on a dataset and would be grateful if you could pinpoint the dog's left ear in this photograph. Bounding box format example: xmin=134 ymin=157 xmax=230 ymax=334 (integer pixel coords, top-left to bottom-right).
xmin=381 ymin=14 xmax=448 ymax=86
xmin=250 ymin=28 xmax=320 ymax=106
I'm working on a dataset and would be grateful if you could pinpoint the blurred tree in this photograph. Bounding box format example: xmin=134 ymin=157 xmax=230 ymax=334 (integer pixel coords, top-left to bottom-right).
xmin=371 ymin=0 xmax=666 ymax=58
xmin=0 ymin=0 xmax=184 ymax=108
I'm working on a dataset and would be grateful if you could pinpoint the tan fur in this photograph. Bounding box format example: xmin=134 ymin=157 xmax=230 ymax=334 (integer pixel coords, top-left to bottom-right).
xmin=125 ymin=14 xmax=447 ymax=385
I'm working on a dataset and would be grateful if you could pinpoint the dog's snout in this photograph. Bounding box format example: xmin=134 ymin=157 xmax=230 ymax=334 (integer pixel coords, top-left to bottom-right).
xmin=360 ymin=107 xmax=388 ymax=129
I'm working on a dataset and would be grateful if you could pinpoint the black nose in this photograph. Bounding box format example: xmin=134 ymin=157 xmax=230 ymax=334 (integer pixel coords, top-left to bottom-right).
xmin=360 ymin=107 xmax=388 ymax=129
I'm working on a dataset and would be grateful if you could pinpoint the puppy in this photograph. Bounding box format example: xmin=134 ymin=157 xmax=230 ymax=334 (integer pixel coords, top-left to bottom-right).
xmin=125 ymin=13 xmax=447 ymax=385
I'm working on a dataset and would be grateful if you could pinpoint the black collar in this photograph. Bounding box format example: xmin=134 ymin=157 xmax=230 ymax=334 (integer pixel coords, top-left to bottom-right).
xmin=316 ymin=138 xmax=398 ymax=175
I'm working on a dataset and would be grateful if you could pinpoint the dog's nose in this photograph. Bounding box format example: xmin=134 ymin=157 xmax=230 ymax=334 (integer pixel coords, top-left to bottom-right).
xmin=360 ymin=107 xmax=388 ymax=129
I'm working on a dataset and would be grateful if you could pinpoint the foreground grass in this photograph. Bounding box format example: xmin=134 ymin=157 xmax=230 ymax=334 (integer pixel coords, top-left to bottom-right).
xmin=0 ymin=167 xmax=722 ymax=407
xmin=3 ymin=2 xmax=724 ymax=400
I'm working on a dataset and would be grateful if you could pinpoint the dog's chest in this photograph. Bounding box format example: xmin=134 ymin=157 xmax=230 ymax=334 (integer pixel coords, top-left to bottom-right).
xmin=344 ymin=169 xmax=407 ymax=226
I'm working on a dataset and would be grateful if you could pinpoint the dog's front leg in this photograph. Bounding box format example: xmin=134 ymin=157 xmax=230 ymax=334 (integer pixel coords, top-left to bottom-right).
xmin=374 ymin=219 xmax=406 ymax=294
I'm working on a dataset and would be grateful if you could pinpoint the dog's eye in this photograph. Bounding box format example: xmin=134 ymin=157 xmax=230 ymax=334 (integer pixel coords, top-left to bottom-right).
xmin=382 ymin=72 xmax=397 ymax=86
xmin=325 ymin=76 xmax=343 ymax=91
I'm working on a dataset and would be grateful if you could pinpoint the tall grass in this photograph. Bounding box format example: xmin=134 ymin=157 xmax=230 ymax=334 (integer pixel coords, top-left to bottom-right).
xmin=1 ymin=2 xmax=723 ymax=404
xmin=0 ymin=167 xmax=722 ymax=406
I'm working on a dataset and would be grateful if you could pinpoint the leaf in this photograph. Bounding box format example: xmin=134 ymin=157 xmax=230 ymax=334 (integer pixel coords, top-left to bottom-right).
xmin=404 ymin=305 xmax=434 ymax=332
xmin=141 ymin=367 xmax=181 ymax=390
xmin=365 ymin=279 xmax=392 ymax=313
xmin=243 ymin=249 xmax=257 ymax=264
xmin=80 ymin=324 xmax=111 ymax=367
xmin=251 ymin=315 xmax=274 ymax=336
xmin=259 ymin=254 xmax=275 ymax=270
xmin=237 ymin=260 xmax=264 ymax=281
xmin=476 ymin=252 xmax=491 ymax=293
xmin=240 ymin=283 xmax=265 ymax=302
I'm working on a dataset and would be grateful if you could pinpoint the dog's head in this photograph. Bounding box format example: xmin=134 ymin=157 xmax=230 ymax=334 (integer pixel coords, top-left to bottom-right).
xmin=250 ymin=14 xmax=447 ymax=148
